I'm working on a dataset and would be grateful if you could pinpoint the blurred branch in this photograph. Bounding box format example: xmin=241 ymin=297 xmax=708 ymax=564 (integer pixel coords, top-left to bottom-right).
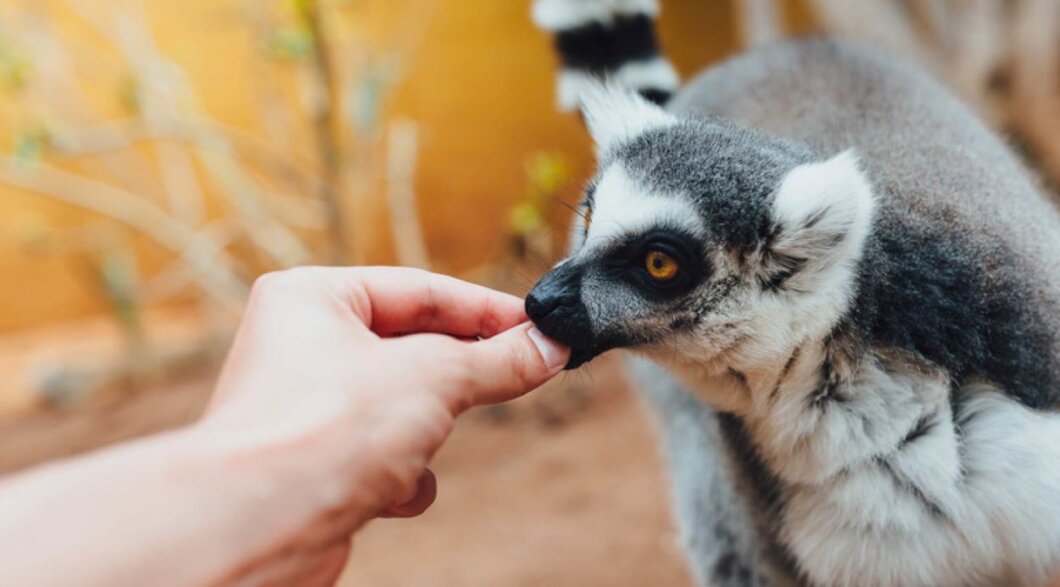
xmin=0 ymin=156 xmax=248 ymax=314
xmin=195 ymin=144 xmax=315 ymax=268
xmin=909 ymin=0 xmax=955 ymax=54
xmin=138 ymin=219 xmax=244 ymax=303
xmin=73 ymin=0 xmax=315 ymax=268
xmin=1008 ymin=0 xmax=1060 ymax=182
xmin=242 ymin=0 xmax=300 ymax=149
xmin=301 ymin=0 xmax=349 ymax=263
xmin=48 ymin=117 xmax=328 ymax=198
xmin=155 ymin=141 xmax=205 ymax=225
xmin=805 ymin=0 xmax=932 ymax=64
xmin=385 ymin=119 xmax=429 ymax=269
xmin=0 ymin=0 xmax=442 ymax=406
xmin=387 ymin=0 xmax=443 ymax=72
xmin=7 ymin=6 xmax=170 ymax=204
xmin=946 ymin=0 xmax=1007 ymax=123
xmin=735 ymin=0 xmax=782 ymax=49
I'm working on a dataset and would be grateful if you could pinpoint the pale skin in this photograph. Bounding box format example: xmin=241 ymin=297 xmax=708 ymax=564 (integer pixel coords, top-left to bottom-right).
xmin=0 ymin=267 xmax=569 ymax=587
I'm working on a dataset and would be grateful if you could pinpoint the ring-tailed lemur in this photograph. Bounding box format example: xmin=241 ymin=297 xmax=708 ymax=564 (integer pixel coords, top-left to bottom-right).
xmin=528 ymin=2 xmax=1060 ymax=586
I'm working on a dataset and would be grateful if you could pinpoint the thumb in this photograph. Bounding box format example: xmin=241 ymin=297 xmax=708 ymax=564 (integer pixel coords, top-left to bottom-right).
xmin=460 ymin=322 xmax=569 ymax=408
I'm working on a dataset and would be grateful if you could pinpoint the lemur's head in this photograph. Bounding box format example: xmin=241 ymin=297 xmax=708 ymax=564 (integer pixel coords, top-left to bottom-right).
xmin=527 ymin=88 xmax=876 ymax=370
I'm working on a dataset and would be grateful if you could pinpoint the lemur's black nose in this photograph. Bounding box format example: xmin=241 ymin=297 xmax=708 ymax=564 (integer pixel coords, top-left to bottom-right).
xmin=525 ymin=289 xmax=563 ymax=321
xmin=525 ymin=262 xmax=585 ymax=322
xmin=525 ymin=264 xmax=580 ymax=323
xmin=526 ymin=264 xmax=599 ymax=370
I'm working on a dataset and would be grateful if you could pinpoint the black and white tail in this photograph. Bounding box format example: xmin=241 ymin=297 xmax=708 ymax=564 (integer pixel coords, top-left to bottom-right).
xmin=532 ymin=0 xmax=679 ymax=111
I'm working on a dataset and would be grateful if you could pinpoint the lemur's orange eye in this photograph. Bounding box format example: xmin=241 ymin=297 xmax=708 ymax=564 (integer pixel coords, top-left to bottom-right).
xmin=645 ymin=250 xmax=679 ymax=281
xmin=582 ymin=207 xmax=592 ymax=233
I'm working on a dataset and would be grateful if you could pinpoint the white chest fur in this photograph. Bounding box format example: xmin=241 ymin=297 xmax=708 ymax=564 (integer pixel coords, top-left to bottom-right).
xmin=670 ymin=346 xmax=1060 ymax=586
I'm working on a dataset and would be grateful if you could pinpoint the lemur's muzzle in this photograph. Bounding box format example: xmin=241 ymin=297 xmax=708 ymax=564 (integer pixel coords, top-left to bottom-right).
xmin=526 ymin=263 xmax=604 ymax=369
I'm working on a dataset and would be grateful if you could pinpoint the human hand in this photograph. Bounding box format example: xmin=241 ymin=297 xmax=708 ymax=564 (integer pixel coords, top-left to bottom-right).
xmin=197 ymin=267 xmax=568 ymax=584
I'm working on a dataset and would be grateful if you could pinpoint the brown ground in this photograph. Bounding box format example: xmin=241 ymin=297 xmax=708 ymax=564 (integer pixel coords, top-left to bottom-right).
xmin=338 ymin=378 xmax=693 ymax=587
xmin=0 ymin=316 xmax=693 ymax=586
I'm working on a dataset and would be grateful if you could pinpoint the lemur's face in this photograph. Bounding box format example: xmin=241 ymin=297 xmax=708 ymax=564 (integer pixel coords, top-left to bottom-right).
xmin=527 ymin=88 xmax=875 ymax=369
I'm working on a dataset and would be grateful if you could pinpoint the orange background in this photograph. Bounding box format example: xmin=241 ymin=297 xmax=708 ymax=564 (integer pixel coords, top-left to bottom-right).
xmin=0 ymin=0 xmax=806 ymax=332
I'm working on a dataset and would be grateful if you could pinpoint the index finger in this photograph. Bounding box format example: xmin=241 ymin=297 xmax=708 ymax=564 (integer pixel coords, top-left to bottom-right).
xmin=341 ymin=267 xmax=528 ymax=338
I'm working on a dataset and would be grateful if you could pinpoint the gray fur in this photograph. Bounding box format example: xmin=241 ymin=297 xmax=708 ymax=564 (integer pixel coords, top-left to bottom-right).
xmin=672 ymin=39 xmax=1060 ymax=407
xmin=647 ymin=39 xmax=1060 ymax=585
xmin=630 ymin=356 xmax=771 ymax=587
xmin=616 ymin=120 xmax=816 ymax=251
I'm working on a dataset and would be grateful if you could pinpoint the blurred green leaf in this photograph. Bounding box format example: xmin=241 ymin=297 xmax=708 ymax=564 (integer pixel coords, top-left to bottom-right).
xmin=507 ymin=151 xmax=572 ymax=239
xmin=353 ymin=67 xmax=388 ymax=134
xmin=98 ymin=248 xmax=141 ymax=334
xmin=266 ymin=26 xmax=315 ymax=61
xmin=508 ymin=201 xmax=545 ymax=236
xmin=118 ymin=74 xmax=143 ymax=115
xmin=0 ymin=40 xmax=30 ymax=93
xmin=525 ymin=152 xmax=571 ymax=199
xmin=12 ymin=126 xmax=50 ymax=165
xmin=78 ymin=244 xmax=147 ymax=357
xmin=289 ymin=0 xmax=313 ymax=21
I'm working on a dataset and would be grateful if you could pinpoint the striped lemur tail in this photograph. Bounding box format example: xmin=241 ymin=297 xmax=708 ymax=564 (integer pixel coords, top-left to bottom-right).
xmin=532 ymin=0 xmax=679 ymax=111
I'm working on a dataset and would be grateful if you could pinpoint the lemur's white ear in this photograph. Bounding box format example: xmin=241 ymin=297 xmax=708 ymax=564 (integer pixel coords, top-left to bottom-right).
xmin=580 ymin=83 xmax=676 ymax=157
xmin=767 ymin=150 xmax=875 ymax=277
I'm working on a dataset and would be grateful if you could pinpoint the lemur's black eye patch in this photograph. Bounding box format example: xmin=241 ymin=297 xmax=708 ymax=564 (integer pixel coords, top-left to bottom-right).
xmin=601 ymin=228 xmax=708 ymax=298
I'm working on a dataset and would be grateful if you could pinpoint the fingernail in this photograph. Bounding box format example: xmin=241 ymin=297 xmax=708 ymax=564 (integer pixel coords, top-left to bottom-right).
xmin=528 ymin=327 xmax=568 ymax=370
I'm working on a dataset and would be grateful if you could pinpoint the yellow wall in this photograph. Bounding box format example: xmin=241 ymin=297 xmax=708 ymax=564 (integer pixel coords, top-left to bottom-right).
xmin=0 ymin=0 xmax=745 ymax=332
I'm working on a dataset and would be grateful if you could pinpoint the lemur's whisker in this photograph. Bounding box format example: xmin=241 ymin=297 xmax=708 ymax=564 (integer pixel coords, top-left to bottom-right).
xmin=523 ymin=250 xmax=553 ymax=273
xmin=551 ymin=196 xmax=588 ymax=222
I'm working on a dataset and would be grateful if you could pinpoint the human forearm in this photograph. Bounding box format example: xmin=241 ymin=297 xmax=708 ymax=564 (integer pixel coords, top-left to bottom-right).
xmin=0 ymin=268 xmax=567 ymax=586
xmin=0 ymin=424 xmax=357 ymax=587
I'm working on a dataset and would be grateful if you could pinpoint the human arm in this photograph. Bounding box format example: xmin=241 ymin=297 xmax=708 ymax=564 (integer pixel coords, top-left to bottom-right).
xmin=0 ymin=267 xmax=568 ymax=586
